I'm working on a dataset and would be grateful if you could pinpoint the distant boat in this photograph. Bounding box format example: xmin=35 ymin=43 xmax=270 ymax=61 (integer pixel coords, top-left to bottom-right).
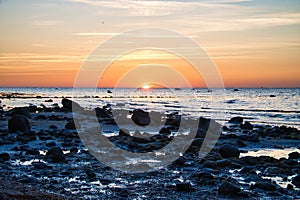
xmin=175 ymin=88 xmax=181 ymax=91
xmin=207 ymin=89 xmax=212 ymax=92
xmin=107 ymin=90 xmax=112 ymax=93
xmin=234 ymin=89 xmax=239 ymax=92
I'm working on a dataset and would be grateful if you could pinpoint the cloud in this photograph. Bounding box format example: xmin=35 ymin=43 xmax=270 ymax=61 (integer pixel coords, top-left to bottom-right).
xmin=31 ymin=20 xmax=61 ymax=26
xmin=73 ymin=32 xmax=119 ymax=36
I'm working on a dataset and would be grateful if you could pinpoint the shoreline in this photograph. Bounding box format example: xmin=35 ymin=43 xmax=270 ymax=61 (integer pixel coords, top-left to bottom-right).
xmin=0 ymin=99 xmax=299 ymax=199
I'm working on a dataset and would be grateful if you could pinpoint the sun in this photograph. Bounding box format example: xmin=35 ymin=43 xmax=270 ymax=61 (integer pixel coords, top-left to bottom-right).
xmin=142 ymin=84 xmax=151 ymax=90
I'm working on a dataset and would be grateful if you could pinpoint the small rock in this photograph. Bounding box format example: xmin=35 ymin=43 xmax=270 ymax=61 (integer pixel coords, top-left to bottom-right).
xmin=119 ymin=128 xmax=130 ymax=137
xmin=176 ymin=182 xmax=194 ymax=192
xmin=85 ymin=169 xmax=96 ymax=181
xmin=288 ymin=152 xmax=300 ymax=159
xmin=240 ymin=121 xmax=253 ymax=130
xmin=192 ymin=171 xmax=214 ymax=180
xmin=0 ymin=153 xmax=10 ymax=161
xmin=219 ymin=144 xmax=240 ymax=158
xmin=292 ymin=175 xmax=300 ymax=188
xmin=32 ymin=161 xmax=49 ymax=169
xmin=131 ymin=109 xmax=151 ymax=126
xmin=254 ymin=181 xmax=277 ymax=191
xmin=228 ymin=116 xmax=243 ymax=124
xmin=17 ymin=130 xmax=37 ymax=143
xmin=270 ymin=95 xmax=276 ymax=98
xmin=45 ymin=147 xmax=66 ymax=163
xmin=26 ymin=149 xmax=40 ymax=155
xmin=61 ymin=98 xmax=83 ymax=112
xmin=65 ymin=120 xmax=80 ymax=130
xmin=8 ymin=115 xmax=31 ymax=132
xmin=218 ymin=181 xmax=241 ymax=195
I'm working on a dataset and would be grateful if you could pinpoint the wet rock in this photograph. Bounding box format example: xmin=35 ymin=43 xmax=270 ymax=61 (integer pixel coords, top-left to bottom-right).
xmin=61 ymin=98 xmax=83 ymax=112
xmin=219 ymin=144 xmax=240 ymax=158
xmin=26 ymin=149 xmax=40 ymax=155
xmin=203 ymin=161 xmax=218 ymax=169
xmin=176 ymin=182 xmax=195 ymax=192
xmin=16 ymin=130 xmax=36 ymax=143
xmin=119 ymin=128 xmax=130 ymax=137
xmin=247 ymin=133 xmax=260 ymax=142
xmin=218 ymin=181 xmax=241 ymax=195
xmin=45 ymin=147 xmax=66 ymax=163
xmin=270 ymin=95 xmax=276 ymax=98
xmin=287 ymin=184 xmax=294 ymax=190
xmin=240 ymin=121 xmax=253 ymax=130
xmin=254 ymin=181 xmax=278 ymax=191
xmin=65 ymin=120 xmax=80 ymax=130
xmin=85 ymin=169 xmax=96 ymax=181
xmin=288 ymin=152 xmax=300 ymax=159
xmin=131 ymin=109 xmax=151 ymax=126
xmin=0 ymin=153 xmax=10 ymax=161
xmin=94 ymin=107 xmax=110 ymax=118
xmin=237 ymin=140 xmax=247 ymax=147
xmin=228 ymin=116 xmax=243 ymax=124
xmin=7 ymin=107 xmax=33 ymax=117
xmin=32 ymin=162 xmax=50 ymax=169
xmin=8 ymin=115 xmax=31 ymax=132
xmin=191 ymin=171 xmax=214 ymax=180
xmin=292 ymin=175 xmax=300 ymax=188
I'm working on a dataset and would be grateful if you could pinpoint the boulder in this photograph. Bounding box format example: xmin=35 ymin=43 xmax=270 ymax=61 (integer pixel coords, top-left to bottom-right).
xmin=176 ymin=182 xmax=195 ymax=192
xmin=131 ymin=109 xmax=151 ymax=126
xmin=228 ymin=116 xmax=243 ymax=124
xmin=61 ymin=98 xmax=83 ymax=112
xmin=8 ymin=115 xmax=31 ymax=132
xmin=45 ymin=147 xmax=66 ymax=163
xmin=218 ymin=181 xmax=241 ymax=195
xmin=219 ymin=144 xmax=240 ymax=158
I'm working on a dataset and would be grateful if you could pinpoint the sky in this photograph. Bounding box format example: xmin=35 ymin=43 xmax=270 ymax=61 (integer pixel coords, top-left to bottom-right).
xmin=0 ymin=0 xmax=299 ymax=88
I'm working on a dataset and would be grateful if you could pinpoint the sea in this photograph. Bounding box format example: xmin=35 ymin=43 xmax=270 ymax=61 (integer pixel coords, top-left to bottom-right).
xmin=0 ymin=87 xmax=299 ymax=129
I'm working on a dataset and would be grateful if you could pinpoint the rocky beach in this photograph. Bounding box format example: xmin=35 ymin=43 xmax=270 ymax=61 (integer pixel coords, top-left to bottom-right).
xmin=0 ymin=97 xmax=299 ymax=199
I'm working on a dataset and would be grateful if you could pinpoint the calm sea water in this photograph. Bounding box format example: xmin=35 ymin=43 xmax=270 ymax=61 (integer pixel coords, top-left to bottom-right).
xmin=0 ymin=87 xmax=299 ymax=129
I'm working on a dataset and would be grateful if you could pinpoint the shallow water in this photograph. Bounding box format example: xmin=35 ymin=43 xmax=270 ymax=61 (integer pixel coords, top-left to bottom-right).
xmin=0 ymin=87 xmax=299 ymax=129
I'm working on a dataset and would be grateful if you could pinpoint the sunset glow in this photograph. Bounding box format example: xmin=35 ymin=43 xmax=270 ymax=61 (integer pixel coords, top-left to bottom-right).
xmin=0 ymin=0 xmax=299 ymax=88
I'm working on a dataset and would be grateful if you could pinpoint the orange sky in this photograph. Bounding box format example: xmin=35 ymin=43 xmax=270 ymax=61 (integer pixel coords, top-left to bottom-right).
xmin=0 ymin=0 xmax=300 ymax=88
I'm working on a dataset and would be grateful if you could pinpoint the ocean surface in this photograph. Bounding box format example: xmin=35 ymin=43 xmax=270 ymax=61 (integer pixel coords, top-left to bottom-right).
xmin=0 ymin=87 xmax=299 ymax=129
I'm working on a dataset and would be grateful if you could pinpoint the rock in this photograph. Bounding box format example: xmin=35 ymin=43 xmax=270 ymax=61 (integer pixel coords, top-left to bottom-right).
xmin=65 ymin=120 xmax=80 ymax=130
xmin=17 ymin=130 xmax=36 ymax=143
xmin=240 ymin=121 xmax=253 ymax=130
xmin=0 ymin=153 xmax=10 ymax=161
xmin=8 ymin=115 xmax=31 ymax=132
xmin=254 ymin=181 xmax=277 ymax=191
xmin=218 ymin=181 xmax=241 ymax=195
xmin=270 ymin=95 xmax=276 ymax=98
xmin=45 ymin=147 xmax=66 ymax=163
xmin=131 ymin=109 xmax=151 ymax=126
xmin=192 ymin=171 xmax=214 ymax=180
xmin=119 ymin=128 xmax=130 ymax=137
xmin=292 ymin=175 xmax=300 ymax=188
xmin=288 ymin=152 xmax=300 ymax=159
xmin=219 ymin=144 xmax=240 ymax=158
xmin=95 ymin=107 xmax=110 ymax=118
xmin=287 ymin=184 xmax=294 ymax=190
xmin=26 ymin=149 xmax=40 ymax=155
xmin=237 ymin=140 xmax=247 ymax=147
xmin=7 ymin=107 xmax=32 ymax=117
xmin=61 ymin=98 xmax=83 ymax=112
xmin=228 ymin=116 xmax=243 ymax=124
xmin=32 ymin=161 xmax=49 ymax=169
xmin=203 ymin=161 xmax=218 ymax=169
xmin=85 ymin=169 xmax=96 ymax=181
xmin=198 ymin=117 xmax=221 ymax=131
xmin=176 ymin=182 xmax=194 ymax=192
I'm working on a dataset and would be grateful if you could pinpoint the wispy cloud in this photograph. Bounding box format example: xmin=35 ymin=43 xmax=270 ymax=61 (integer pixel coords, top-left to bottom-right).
xmin=31 ymin=20 xmax=61 ymax=26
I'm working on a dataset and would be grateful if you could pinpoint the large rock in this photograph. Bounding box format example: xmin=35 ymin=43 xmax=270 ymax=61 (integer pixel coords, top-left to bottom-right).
xmin=61 ymin=98 xmax=83 ymax=112
xmin=0 ymin=153 xmax=10 ymax=161
xmin=45 ymin=147 xmax=66 ymax=163
xmin=131 ymin=109 xmax=151 ymax=126
xmin=219 ymin=144 xmax=240 ymax=158
xmin=218 ymin=181 xmax=241 ymax=195
xmin=8 ymin=115 xmax=31 ymax=132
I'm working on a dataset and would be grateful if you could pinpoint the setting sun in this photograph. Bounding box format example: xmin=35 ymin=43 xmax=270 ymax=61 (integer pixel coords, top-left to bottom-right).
xmin=142 ymin=84 xmax=151 ymax=90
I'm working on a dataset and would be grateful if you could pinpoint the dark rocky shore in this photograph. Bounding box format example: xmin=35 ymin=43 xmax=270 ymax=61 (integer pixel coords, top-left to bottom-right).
xmin=0 ymin=99 xmax=299 ymax=199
